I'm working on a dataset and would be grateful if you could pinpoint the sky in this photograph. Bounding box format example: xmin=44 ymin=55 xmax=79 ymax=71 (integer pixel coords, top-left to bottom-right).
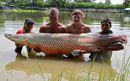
xmin=94 ymin=0 xmax=124 ymax=4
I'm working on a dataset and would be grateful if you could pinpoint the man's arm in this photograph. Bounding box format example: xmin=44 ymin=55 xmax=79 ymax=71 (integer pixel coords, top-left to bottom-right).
xmin=101 ymin=35 xmax=127 ymax=52
xmin=104 ymin=44 xmax=124 ymax=51
xmin=66 ymin=25 xmax=72 ymax=33
xmin=39 ymin=24 xmax=48 ymax=33
xmin=99 ymin=42 xmax=124 ymax=53
xmin=39 ymin=26 xmax=44 ymax=33
xmin=60 ymin=25 xmax=66 ymax=33
xmin=15 ymin=43 xmax=24 ymax=48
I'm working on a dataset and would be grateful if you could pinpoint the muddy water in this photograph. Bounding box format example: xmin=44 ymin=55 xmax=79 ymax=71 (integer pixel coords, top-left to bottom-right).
xmin=0 ymin=11 xmax=130 ymax=81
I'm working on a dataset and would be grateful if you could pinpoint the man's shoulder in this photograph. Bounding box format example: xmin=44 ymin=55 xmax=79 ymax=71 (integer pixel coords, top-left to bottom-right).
xmin=58 ymin=24 xmax=66 ymax=29
xmin=82 ymin=24 xmax=91 ymax=33
xmin=16 ymin=29 xmax=24 ymax=34
xmin=83 ymin=24 xmax=91 ymax=28
xmin=40 ymin=25 xmax=49 ymax=30
xmin=39 ymin=25 xmax=49 ymax=33
xmin=66 ymin=23 xmax=73 ymax=28
xmin=17 ymin=29 xmax=23 ymax=32
xmin=57 ymin=24 xmax=66 ymax=33
xmin=40 ymin=24 xmax=48 ymax=28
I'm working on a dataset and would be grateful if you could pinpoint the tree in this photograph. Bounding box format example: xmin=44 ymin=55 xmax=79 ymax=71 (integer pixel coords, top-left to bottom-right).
xmin=83 ymin=0 xmax=92 ymax=2
xmin=123 ymin=0 xmax=130 ymax=8
xmin=10 ymin=0 xmax=15 ymax=3
xmin=48 ymin=0 xmax=69 ymax=7
xmin=105 ymin=0 xmax=111 ymax=4
xmin=74 ymin=0 xmax=92 ymax=2
xmin=0 ymin=0 xmax=2 ymax=5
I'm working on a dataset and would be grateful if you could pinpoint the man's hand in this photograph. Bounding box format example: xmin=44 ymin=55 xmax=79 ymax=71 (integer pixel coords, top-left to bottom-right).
xmin=97 ymin=46 xmax=106 ymax=53
xmin=120 ymin=35 xmax=128 ymax=44
xmin=15 ymin=43 xmax=24 ymax=48
xmin=33 ymin=46 xmax=41 ymax=53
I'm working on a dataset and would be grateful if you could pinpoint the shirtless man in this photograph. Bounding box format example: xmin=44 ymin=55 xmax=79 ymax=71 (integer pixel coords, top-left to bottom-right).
xmin=66 ymin=9 xmax=91 ymax=57
xmin=35 ymin=8 xmax=66 ymax=53
xmin=39 ymin=8 xmax=66 ymax=33
xmin=66 ymin=9 xmax=91 ymax=34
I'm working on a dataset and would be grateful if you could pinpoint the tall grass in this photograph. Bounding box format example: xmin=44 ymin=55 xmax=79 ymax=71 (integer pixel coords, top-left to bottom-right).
xmin=38 ymin=47 xmax=129 ymax=81
xmin=118 ymin=46 xmax=130 ymax=81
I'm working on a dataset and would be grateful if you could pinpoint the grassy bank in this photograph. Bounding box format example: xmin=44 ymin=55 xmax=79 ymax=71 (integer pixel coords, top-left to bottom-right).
xmin=2 ymin=9 xmax=49 ymax=13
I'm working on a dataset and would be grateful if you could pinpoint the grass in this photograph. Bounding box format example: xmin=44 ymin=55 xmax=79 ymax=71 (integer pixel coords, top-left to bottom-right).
xmin=118 ymin=46 xmax=130 ymax=81
xmin=37 ymin=47 xmax=130 ymax=81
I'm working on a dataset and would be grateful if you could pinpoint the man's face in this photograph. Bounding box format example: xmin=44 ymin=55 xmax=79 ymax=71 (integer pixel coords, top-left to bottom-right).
xmin=49 ymin=10 xmax=59 ymax=22
xmin=24 ymin=23 xmax=33 ymax=31
xmin=101 ymin=22 xmax=111 ymax=31
xmin=72 ymin=14 xmax=83 ymax=23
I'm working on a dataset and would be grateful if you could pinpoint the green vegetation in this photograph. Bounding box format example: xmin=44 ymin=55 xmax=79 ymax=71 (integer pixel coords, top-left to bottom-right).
xmin=0 ymin=0 xmax=129 ymax=10
xmin=3 ymin=9 xmax=49 ymax=13
xmin=65 ymin=2 xmax=124 ymax=9
xmin=15 ymin=2 xmax=125 ymax=9
xmin=37 ymin=48 xmax=130 ymax=81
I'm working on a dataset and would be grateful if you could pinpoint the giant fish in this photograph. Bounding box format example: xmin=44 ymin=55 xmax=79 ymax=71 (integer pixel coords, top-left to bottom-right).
xmin=4 ymin=33 xmax=127 ymax=55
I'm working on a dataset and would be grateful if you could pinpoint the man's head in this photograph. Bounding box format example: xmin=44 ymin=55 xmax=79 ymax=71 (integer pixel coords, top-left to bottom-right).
xmin=71 ymin=9 xmax=84 ymax=23
xmin=101 ymin=18 xmax=112 ymax=31
xmin=24 ymin=18 xmax=34 ymax=32
xmin=49 ymin=8 xmax=59 ymax=21
xmin=72 ymin=9 xmax=84 ymax=17
xmin=24 ymin=18 xmax=34 ymax=24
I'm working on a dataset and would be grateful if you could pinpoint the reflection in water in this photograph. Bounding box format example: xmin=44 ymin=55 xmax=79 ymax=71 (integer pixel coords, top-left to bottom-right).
xmin=124 ymin=17 xmax=130 ymax=22
xmin=5 ymin=52 xmax=116 ymax=81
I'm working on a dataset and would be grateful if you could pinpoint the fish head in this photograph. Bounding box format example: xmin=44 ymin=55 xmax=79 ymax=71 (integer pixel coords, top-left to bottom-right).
xmin=4 ymin=34 xmax=28 ymax=44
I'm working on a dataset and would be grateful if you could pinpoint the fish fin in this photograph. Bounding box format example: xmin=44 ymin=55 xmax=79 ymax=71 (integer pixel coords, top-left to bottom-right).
xmin=71 ymin=50 xmax=81 ymax=56
xmin=21 ymin=45 xmax=28 ymax=58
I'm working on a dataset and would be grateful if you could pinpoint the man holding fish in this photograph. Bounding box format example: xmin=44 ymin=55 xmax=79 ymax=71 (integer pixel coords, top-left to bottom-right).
xmin=7 ymin=8 xmax=127 ymax=60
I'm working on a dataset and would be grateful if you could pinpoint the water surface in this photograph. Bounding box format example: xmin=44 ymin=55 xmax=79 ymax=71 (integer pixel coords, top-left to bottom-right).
xmin=0 ymin=11 xmax=130 ymax=81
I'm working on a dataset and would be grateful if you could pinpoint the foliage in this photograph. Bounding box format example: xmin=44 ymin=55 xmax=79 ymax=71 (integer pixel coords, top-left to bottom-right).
xmin=1 ymin=0 xmax=125 ymax=9
xmin=105 ymin=0 xmax=111 ymax=5
xmin=47 ymin=0 xmax=69 ymax=7
xmin=65 ymin=2 xmax=124 ymax=9
xmin=123 ymin=1 xmax=130 ymax=8
xmin=0 ymin=0 xmax=2 ymax=4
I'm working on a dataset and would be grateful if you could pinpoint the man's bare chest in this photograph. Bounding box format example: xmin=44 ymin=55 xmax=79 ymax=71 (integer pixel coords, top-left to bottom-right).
xmin=71 ymin=28 xmax=84 ymax=34
xmin=46 ymin=27 xmax=63 ymax=33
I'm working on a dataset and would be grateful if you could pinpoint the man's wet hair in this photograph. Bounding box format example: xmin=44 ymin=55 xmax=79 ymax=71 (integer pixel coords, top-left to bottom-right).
xmin=50 ymin=8 xmax=59 ymax=14
xmin=72 ymin=9 xmax=85 ymax=18
xmin=101 ymin=18 xmax=111 ymax=26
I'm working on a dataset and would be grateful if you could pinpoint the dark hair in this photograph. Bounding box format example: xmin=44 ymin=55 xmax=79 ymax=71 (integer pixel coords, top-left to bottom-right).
xmin=101 ymin=18 xmax=111 ymax=26
xmin=24 ymin=18 xmax=34 ymax=24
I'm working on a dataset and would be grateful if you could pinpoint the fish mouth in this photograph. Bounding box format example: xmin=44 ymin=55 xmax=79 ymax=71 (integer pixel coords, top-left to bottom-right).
xmin=4 ymin=34 xmax=16 ymax=42
xmin=4 ymin=34 xmax=28 ymax=44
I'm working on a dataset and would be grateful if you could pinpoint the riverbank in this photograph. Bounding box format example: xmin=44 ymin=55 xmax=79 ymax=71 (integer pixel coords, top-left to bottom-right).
xmin=54 ymin=8 xmax=123 ymax=13
xmin=2 ymin=7 xmax=123 ymax=13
